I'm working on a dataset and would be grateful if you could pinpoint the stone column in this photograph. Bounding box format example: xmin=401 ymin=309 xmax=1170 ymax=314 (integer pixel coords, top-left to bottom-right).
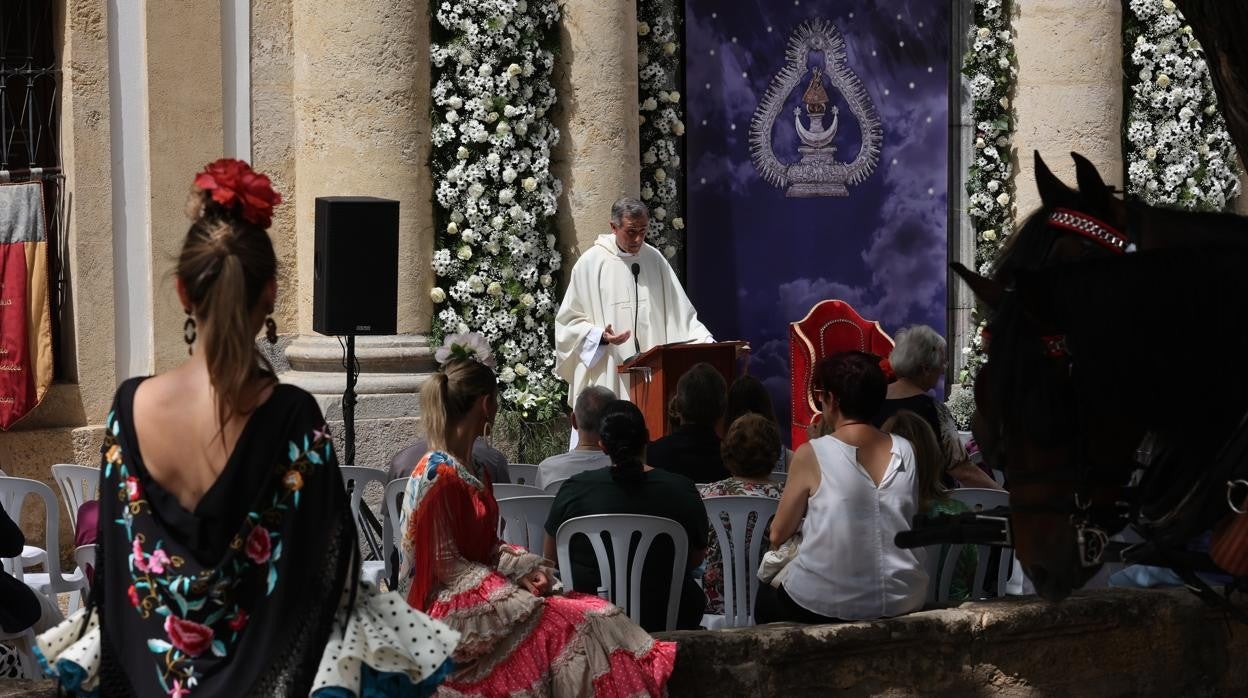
xmin=1013 ymin=0 xmax=1123 ymax=216
xmin=555 ymin=0 xmax=642 ymax=257
xmin=284 ymin=0 xmax=437 ymax=465
xmin=145 ymin=0 xmax=225 ymax=373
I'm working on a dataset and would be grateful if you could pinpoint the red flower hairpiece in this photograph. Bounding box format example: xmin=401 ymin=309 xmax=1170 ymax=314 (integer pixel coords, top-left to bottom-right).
xmin=193 ymin=158 xmax=283 ymax=228
xmin=879 ymin=358 xmax=897 ymax=383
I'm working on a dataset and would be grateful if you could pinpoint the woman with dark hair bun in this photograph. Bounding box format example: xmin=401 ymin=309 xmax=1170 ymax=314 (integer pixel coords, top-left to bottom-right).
xmin=36 ymin=160 xmax=456 ymax=696
xmin=544 ymin=400 xmax=710 ymax=631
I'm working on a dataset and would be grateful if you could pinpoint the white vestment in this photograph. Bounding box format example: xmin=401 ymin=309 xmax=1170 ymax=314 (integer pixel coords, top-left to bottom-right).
xmin=554 ymin=234 xmax=713 ymax=405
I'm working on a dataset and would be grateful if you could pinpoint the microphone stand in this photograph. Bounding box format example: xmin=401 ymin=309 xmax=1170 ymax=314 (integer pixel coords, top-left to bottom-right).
xmin=631 ymin=262 xmax=642 ymax=356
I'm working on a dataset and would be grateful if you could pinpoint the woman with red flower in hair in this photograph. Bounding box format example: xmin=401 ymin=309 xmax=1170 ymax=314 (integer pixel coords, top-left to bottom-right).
xmin=35 ymin=160 xmax=457 ymax=696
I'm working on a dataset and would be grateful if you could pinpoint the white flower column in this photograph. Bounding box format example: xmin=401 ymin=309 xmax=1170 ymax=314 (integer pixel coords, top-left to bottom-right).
xmin=282 ymin=0 xmax=438 ymax=465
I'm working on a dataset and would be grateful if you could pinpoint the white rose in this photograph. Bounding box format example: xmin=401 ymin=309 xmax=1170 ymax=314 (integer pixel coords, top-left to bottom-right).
xmin=663 ymin=42 xmax=677 ymax=55
xmin=987 ymin=180 xmax=1000 ymax=192
xmin=515 ymin=122 xmax=528 ymax=136
xmin=998 ymin=57 xmax=1010 ymax=69
xmin=977 ymin=27 xmax=990 ymax=39
xmin=638 ymin=21 xmax=650 ymax=36
xmin=492 ymin=216 xmax=505 ymax=229
xmin=654 ymin=168 xmax=667 ymax=182
xmin=643 ymin=151 xmax=658 ymax=165
xmin=669 ymin=91 xmax=681 ymax=103
xmin=1162 ymin=0 xmax=1176 ymax=12
xmin=447 ymin=222 xmax=460 ymax=235
xmin=1156 ymin=73 xmax=1171 ymax=88
xmin=1146 ymin=147 xmax=1158 ymax=160
xmin=458 ymin=50 xmax=472 ymax=65
xmin=672 ymin=217 xmax=685 ymax=230
xmin=456 ymin=146 xmax=470 ymax=159
xmin=430 ymin=287 xmax=446 ymax=303
xmin=457 ymin=245 xmax=473 ymax=260
xmin=486 ymin=240 xmax=501 ymax=255
xmin=663 ymin=246 xmax=676 ymax=259
xmin=996 ymin=193 xmax=1010 ymax=206
xmin=671 ymin=120 xmax=686 ymax=136
xmin=999 ymin=96 xmax=1010 ymax=109
xmin=496 ymin=122 xmax=511 ymax=135
xmin=499 ymin=189 xmax=515 ymax=204
xmin=468 ymin=183 xmax=485 ymax=199
xmin=642 ymin=97 xmax=658 ymax=111
xmin=654 ymin=206 xmax=667 ymax=220
xmin=499 ymin=367 xmax=516 ymax=383
xmin=448 ymin=96 xmax=463 ymax=110
xmin=975 ymin=137 xmax=986 ymax=149
xmin=540 ymin=274 xmax=553 ymax=287
xmin=446 ymin=110 xmax=459 ymax=123
xmin=451 ymin=210 xmax=464 ymax=223
xmin=478 ymin=64 xmax=493 ymax=77
xmin=981 ymin=230 xmax=998 ymax=242
xmin=487 ymin=282 xmax=503 ymax=296
xmin=520 ymin=293 xmax=536 ymax=307
xmin=522 ymin=177 xmax=538 ymax=192
xmin=641 ymin=186 xmax=654 ymax=201
xmin=502 ymin=167 xmax=518 ymax=183
xmin=514 ymin=363 xmax=530 ymax=377
xmin=507 ymin=63 xmax=523 ymax=77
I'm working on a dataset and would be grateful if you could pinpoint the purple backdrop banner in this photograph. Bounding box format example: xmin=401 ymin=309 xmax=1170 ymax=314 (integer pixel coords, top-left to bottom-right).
xmin=684 ymin=1 xmax=951 ymax=441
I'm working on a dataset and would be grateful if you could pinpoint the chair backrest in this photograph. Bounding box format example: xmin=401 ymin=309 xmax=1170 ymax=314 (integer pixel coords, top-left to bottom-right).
xmin=74 ymin=544 xmax=97 ymax=592
xmin=555 ymin=513 xmax=688 ymax=631
xmin=703 ymin=495 xmax=779 ymax=627
xmin=497 ymin=495 xmax=556 ymax=552
xmin=0 ymin=476 xmax=71 ymax=589
xmin=50 ymin=464 xmax=100 ymax=535
xmin=924 ymin=542 xmax=963 ymax=604
xmin=340 ymin=466 xmax=390 ymax=559
xmin=508 ymin=463 xmax=540 ymax=486
xmin=543 ymin=478 xmax=569 ymax=495
xmin=948 ymin=488 xmax=1013 ymax=599
xmin=382 ymin=478 xmax=408 ymax=585
xmin=788 ymin=300 xmax=894 ymax=448
xmin=493 ymin=483 xmax=545 ymax=499
xmin=768 ymin=471 xmax=787 ymax=486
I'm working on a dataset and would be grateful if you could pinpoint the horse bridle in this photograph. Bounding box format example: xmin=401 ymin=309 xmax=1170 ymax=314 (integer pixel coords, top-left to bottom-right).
xmin=995 ymin=207 xmax=1139 ymax=567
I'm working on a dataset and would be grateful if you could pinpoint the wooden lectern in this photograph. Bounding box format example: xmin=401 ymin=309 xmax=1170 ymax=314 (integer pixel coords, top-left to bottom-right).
xmin=617 ymin=341 xmax=748 ymax=440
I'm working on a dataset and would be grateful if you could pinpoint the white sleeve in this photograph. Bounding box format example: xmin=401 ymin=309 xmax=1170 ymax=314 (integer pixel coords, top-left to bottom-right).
xmin=579 ymin=326 xmax=608 ymax=368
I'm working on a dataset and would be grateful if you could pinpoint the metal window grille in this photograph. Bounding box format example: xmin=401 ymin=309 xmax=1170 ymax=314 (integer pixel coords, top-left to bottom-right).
xmin=1 ymin=1 xmax=66 ymax=375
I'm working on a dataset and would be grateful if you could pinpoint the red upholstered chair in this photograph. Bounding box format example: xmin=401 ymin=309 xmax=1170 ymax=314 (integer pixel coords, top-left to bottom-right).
xmin=789 ymin=300 xmax=894 ymax=448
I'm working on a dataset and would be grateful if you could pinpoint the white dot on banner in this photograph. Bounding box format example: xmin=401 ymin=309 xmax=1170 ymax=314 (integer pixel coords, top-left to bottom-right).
xmin=730 ymin=124 xmax=737 ymax=131
xmin=926 ymin=116 xmax=933 ymax=123
xmin=899 ymin=40 xmax=905 ymax=47
xmin=742 ymin=72 xmax=748 ymax=79
xmin=909 ymin=82 xmax=915 ymax=89
xmin=872 ymin=50 xmax=877 ymax=57
xmin=891 ymin=158 xmax=898 ymax=165
xmin=919 ymin=21 xmax=925 ymax=28
xmin=896 ymin=13 xmax=902 ymax=20
xmin=884 ymin=89 xmax=890 ymax=96
xmin=701 ymin=120 xmax=707 ymax=126
xmin=928 ymin=188 xmax=935 ymax=195
xmin=705 ymin=83 xmax=711 ymax=90
xmin=711 ymin=12 xmax=717 ymax=19
xmin=700 ymin=178 xmax=707 ymax=184
xmin=710 ymin=49 xmax=715 ymax=56
xmin=928 ymin=66 xmax=934 ymax=73
xmin=732 ymin=37 xmax=738 ymax=43
xmin=767 ymin=26 xmax=773 ymax=32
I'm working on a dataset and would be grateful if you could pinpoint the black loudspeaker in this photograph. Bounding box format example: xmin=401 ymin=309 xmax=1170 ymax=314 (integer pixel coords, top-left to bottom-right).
xmin=313 ymin=196 xmax=400 ymax=336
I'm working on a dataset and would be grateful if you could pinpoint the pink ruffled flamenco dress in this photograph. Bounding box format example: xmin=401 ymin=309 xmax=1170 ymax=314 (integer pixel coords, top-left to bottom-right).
xmin=399 ymin=451 xmax=676 ymax=696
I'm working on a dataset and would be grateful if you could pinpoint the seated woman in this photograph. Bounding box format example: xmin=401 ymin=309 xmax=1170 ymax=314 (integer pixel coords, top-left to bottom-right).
xmin=648 ymin=363 xmax=729 ymax=483
xmin=698 ymin=413 xmax=784 ymax=616
xmin=36 ymin=160 xmax=454 ymax=696
xmin=875 ymin=326 xmax=1000 ymax=490
xmin=725 ymin=375 xmax=792 ymax=471
xmin=544 ymin=400 xmax=709 ymax=632
xmin=1 ymin=503 xmax=62 ymax=678
xmin=882 ymin=410 xmax=977 ymax=602
xmin=400 ymin=351 xmax=675 ymax=696
xmin=756 ymin=352 xmax=927 ymax=624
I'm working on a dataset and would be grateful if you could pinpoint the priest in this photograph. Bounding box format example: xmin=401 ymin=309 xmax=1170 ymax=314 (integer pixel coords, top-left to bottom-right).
xmin=555 ymin=197 xmax=713 ymax=406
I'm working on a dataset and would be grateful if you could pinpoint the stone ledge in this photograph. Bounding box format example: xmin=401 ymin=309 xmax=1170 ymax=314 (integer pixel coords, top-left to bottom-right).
xmin=657 ymin=588 xmax=1247 ymax=696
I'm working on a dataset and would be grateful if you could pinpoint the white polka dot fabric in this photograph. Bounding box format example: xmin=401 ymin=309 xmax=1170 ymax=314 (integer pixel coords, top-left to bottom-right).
xmin=313 ymin=583 xmax=460 ymax=695
xmin=35 ymin=608 xmax=102 ymax=692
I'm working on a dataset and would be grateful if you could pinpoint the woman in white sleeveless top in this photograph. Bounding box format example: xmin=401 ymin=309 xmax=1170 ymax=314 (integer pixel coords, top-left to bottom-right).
xmin=756 ymin=351 xmax=927 ymax=623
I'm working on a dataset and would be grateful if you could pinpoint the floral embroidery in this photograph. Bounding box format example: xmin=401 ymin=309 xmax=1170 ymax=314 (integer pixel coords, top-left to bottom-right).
xmin=102 ymin=411 xmax=334 ymax=696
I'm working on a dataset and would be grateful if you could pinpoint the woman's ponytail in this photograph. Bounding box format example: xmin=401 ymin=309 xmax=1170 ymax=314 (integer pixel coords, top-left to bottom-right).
xmin=597 ymin=400 xmax=648 ymax=486
xmin=421 ymin=372 xmax=451 ymax=452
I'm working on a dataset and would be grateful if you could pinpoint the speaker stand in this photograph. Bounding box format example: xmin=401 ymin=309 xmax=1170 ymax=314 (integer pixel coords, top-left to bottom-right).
xmin=343 ymin=334 xmax=359 ymax=465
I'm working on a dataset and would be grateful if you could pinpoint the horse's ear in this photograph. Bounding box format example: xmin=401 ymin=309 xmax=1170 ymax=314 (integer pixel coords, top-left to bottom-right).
xmin=1071 ymin=152 xmax=1114 ymax=214
xmin=951 ymin=262 xmax=1005 ymax=311
xmin=1034 ymin=151 xmax=1076 ymax=209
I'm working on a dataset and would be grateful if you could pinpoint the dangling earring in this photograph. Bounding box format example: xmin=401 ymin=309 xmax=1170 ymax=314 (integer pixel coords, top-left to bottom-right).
xmin=265 ymin=316 xmax=278 ymax=345
xmin=183 ymin=310 xmax=197 ymax=355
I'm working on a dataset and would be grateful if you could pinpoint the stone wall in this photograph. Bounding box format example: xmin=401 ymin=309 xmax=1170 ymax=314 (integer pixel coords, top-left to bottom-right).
xmin=659 ymin=588 xmax=1248 ymax=696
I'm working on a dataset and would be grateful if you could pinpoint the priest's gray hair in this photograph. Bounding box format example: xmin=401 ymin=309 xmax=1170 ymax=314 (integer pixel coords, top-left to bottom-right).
xmin=611 ymin=197 xmax=649 ymax=224
xmin=889 ymin=325 xmax=947 ymax=380
xmin=574 ymin=385 xmax=618 ymax=434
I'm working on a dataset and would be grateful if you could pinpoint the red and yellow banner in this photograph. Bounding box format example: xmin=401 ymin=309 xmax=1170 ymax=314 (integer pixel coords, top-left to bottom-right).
xmin=0 ymin=181 xmax=53 ymax=429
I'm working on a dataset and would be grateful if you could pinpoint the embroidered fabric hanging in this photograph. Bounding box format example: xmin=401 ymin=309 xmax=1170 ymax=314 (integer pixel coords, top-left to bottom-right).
xmin=0 ymin=181 xmax=53 ymax=429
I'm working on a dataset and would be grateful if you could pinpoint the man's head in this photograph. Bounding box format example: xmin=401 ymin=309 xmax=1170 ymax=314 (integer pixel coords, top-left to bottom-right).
xmin=572 ymin=385 xmax=617 ymax=445
xmin=672 ymin=362 xmax=727 ymax=428
xmin=609 ymin=197 xmax=649 ymax=255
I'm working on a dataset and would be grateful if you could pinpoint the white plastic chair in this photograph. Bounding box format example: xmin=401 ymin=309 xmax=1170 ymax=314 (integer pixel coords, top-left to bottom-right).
xmin=493 ymin=483 xmax=545 ymax=500
xmin=340 ymin=466 xmax=390 ymax=586
xmin=0 ymin=627 xmax=38 ymax=679
xmin=556 ymin=514 xmax=688 ymax=631
xmin=949 ymin=488 xmax=1013 ymax=599
xmin=497 ymin=495 xmax=556 ymax=552
xmin=74 ymin=543 xmax=97 ymax=606
xmin=381 ymin=478 xmax=408 ymax=590
xmin=701 ymin=496 xmax=779 ymax=628
xmin=50 ymin=464 xmax=101 ymax=536
xmin=0 ymin=477 xmax=88 ymax=611
xmin=508 ymin=463 xmax=540 ymax=486
xmin=0 ymin=472 xmax=49 ymax=575
xmin=768 ymin=471 xmax=788 ymax=486
xmin=543 ymin=478 xmax=569 ymax=495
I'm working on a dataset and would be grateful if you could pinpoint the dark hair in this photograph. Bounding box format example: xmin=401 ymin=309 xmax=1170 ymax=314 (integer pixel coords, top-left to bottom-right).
xmin=813 ymin=351 xmax=887 ymax=421
xmin=882 ymin=410 xmax=944 ymax=510
xmin=672 ymin=362 xmax=727 ymax=427
xmin=725 ymin=375 xmax=778 ymax=428
xmin=177 ymin=189 xmax=278 ymax=433
xmin=597 ymin=400 xmax=648 ymax=485
xmin=421 ymin=358 xmax=498 ymax=452
xmin=573 ymin=385 xmax=617 ymax=434
xmin=722 ymin=413 xmax=781 ymax=479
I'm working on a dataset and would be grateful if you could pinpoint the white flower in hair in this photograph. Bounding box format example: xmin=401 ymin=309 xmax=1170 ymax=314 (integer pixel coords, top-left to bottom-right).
xmin=435 ymin=332 xmax=496 ymax=368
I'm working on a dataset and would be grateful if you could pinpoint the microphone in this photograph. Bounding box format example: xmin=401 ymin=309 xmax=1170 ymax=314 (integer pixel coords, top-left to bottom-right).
xmin=630 ymin=263 xmax=641 ymax=355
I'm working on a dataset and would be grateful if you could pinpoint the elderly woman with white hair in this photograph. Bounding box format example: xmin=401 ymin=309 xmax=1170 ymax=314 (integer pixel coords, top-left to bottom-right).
xmin=875 ymin=326 xmax=1001 ymax=490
